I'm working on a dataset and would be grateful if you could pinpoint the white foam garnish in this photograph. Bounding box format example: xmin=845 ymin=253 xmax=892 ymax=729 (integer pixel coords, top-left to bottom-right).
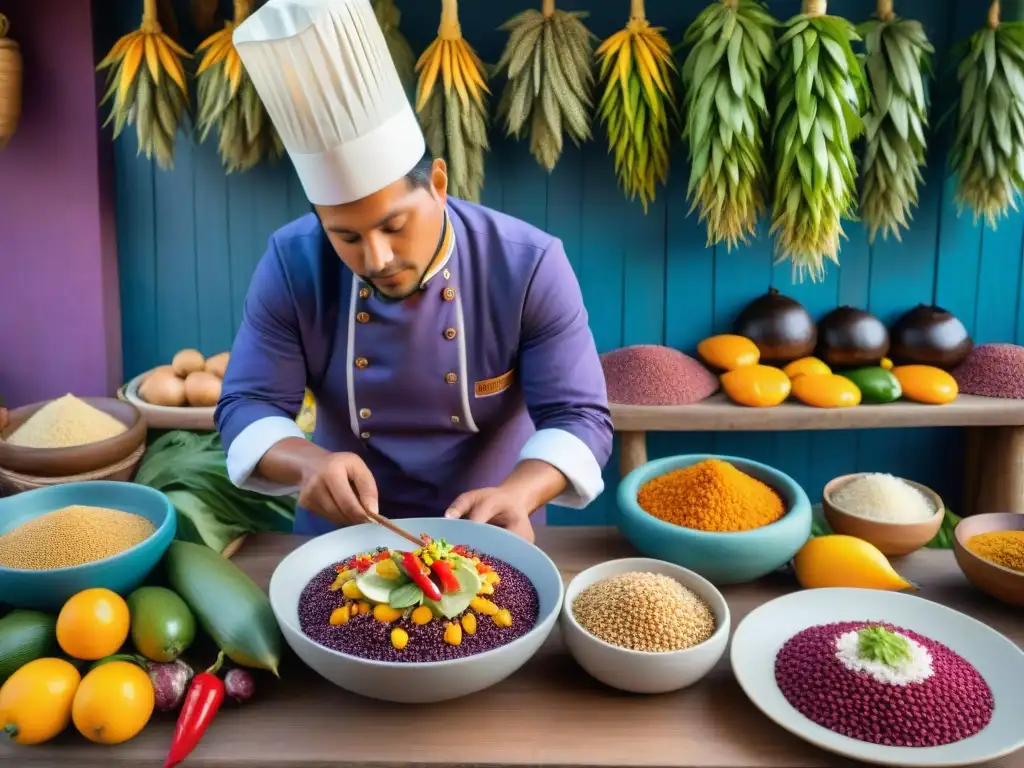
xmin=834 ymin=631 xmax=934 ymax=686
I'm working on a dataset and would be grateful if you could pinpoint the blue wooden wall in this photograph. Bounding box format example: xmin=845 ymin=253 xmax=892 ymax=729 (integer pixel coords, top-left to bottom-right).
xmin=102 ymin=0 xmax=1024 ymax=525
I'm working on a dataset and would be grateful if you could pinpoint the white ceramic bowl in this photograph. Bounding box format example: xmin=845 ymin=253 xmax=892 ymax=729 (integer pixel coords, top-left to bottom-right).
xmin=561 ymin=557 xmax=731 ymax=694
xmin=268 ymin=518 xmax=563 ymax=703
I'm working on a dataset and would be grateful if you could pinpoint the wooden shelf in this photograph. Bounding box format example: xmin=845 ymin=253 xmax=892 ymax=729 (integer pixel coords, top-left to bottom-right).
xmin=610 ymin=393 xmax=1024 ymax=432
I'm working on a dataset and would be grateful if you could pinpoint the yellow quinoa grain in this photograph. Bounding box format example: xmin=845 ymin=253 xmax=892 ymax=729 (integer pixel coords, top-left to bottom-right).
xmin=0 ymin=505 xmax=156 ymax=570
xmin=5 ymin=394 xmax=127 ymax=448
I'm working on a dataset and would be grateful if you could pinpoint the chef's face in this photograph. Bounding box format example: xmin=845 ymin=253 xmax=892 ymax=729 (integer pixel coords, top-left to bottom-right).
xmin=316 ymin=158 xmax=448 ymax=298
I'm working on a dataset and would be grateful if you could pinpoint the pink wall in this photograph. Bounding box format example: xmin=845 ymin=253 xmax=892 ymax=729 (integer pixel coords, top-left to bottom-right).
xmin=0 ymin=0 xmax=120 ymax=409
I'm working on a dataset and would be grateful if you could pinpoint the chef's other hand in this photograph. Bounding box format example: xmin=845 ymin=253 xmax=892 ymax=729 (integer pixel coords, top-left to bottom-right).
xmin=445 ymin=488 xmax=535 ymax=543
xmin=299 ymin=452 xmax=379 ymax=527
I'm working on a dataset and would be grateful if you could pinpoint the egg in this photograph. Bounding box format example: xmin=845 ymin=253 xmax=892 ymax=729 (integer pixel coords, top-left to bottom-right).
xmin=204 ymin=352 xmax=230 ymax=379
xmin=139 ymin=368 xmax=187 ymax=407
xmin=172 ymin=349 xmax=206 ymax=377
xmin=184 ymin=371 xmax=222 ymax=407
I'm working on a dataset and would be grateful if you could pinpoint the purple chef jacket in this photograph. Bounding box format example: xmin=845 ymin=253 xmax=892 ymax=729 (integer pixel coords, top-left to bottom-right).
xmin=214 ymin=197 xmax=614 ymax=536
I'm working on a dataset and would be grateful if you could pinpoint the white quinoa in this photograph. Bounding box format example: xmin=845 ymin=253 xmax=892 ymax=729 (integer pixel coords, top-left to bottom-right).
xmin=830 ymin=473 xmax=935 ymax=523
xmin=5 ymin=394 xmax=127 ymax=448
xmin=571 ymin=571 xmax=716 ymax=652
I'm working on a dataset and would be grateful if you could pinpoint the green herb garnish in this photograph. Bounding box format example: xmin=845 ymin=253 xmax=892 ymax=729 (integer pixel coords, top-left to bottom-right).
xmin=857 ymin=625 xmax=912 ymax=667
xmin=388 ymin=582 xmax=424 ymax=609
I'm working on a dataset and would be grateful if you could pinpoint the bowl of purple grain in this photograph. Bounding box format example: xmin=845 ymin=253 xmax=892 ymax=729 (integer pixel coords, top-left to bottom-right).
xmin=267 ymin=517 xmax=563 ymax=703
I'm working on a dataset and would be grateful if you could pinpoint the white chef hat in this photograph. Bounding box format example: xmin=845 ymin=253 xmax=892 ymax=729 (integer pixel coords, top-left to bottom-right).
xmin=233 ymin=0 xmax=426 ymax=205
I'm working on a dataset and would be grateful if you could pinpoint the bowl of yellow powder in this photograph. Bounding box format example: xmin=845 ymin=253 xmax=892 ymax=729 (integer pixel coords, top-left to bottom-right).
xmin=0 ymin=480 xmax=175 ymax=611
xmin=617 ymin=454 xmax=812 ymax=585
xmin=953 ymin=512 xmax=1024 ymax=608
xmin=0 ymin=395 xmax=147 ymax=477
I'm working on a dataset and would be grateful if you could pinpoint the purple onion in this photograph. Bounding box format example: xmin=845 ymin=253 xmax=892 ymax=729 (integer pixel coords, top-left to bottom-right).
xmin=225 ymin=667 xmax=255 ymax=703
xmin=147 ymin=658 xmax=194 ymax=712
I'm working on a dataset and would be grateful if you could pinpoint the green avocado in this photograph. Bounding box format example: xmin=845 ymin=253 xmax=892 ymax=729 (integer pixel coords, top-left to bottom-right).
xmin=126 ymin=586 xmax=196 ymax=663
xmin=839 ymin=367 xmax=902 ymax=404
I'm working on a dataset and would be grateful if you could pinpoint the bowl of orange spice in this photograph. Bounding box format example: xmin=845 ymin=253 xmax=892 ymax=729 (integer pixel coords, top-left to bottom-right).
xmin=617 ymin=455 xmax=812 ymax=585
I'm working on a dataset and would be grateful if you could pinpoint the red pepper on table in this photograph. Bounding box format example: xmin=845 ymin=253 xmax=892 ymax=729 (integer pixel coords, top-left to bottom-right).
xmin=400 ymin=551 xmax=442 ymax=601
xmin=430 ymin=559 xmax=460 ymax=594
xmin=163 ymin=652 xmax=226 ymax=768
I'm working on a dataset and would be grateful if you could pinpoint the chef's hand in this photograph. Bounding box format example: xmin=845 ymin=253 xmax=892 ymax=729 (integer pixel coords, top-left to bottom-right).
xmin=445 ymin=488 xmax=535 ymax=543
xmin=299 ymin=451 xmax=379 ymax=527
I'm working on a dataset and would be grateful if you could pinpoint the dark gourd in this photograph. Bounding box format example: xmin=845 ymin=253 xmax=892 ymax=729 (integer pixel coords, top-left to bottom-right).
xmin=815 ymin=307 xmax=890 ymax=369
xmin=731 ymin=289 xmax=817 ymax=365
xmin=889 ymin=304 xmax=973 ymax=369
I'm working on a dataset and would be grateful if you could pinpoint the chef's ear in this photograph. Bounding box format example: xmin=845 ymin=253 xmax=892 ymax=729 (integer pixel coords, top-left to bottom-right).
xmin=430 ymin=157 xmax=449 ymax=202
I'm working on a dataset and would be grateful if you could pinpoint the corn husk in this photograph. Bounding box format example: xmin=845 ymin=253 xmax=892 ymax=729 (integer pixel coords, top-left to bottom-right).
xmin=194 ymin=0 xmax=283 ymax=174
xmin=415 ymin=0 xmax=490 ymax=202
xmin=681 ymin=0 xmax=778 ymax=250
xmin=595 ymin=0 xmax=677 ymax=212
xmin=950 ymin=0 xmax=1024 ymax=228
xmin=495 ymin=0 xmax=596 ymax=172
xmin=858 ymin=0 xmax=934 ymax=243
xmin=374 ymin=0 xmax=416 ymax=95
xmin=769 ymin=0 xmax=866 ymax=283
xmin=96 ymin=0 xmax=191 ymax=170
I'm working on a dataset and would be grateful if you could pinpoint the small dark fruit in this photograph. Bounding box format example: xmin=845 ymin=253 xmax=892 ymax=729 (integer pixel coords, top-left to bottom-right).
xmin=815 ymin=306 xmax=890 ymax=369
xmin=732 ymin=288 xmax=817 ymax=365
xmin=889 ymin=305 xmax=973 ymax=369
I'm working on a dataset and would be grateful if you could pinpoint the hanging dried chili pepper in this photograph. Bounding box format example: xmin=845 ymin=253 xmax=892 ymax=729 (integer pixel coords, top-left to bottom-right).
xmin=400 ymin=551 xmax=442 ymax=601
xmin=163 ymin=652 xmax=226 ymax=768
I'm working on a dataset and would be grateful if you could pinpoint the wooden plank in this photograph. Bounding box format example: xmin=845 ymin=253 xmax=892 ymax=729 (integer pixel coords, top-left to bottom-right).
xmin=611 ymin=394 xmax=1024 ymax=432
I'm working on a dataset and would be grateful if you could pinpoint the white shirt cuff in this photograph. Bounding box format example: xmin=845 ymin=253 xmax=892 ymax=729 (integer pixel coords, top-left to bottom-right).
xmin=517 ymin=427 xmax=604 ymax=509
xmin=225 ymin=416 xmax=306 ymax=496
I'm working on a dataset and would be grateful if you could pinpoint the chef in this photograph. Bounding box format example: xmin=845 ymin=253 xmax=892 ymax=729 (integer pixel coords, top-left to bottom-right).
xmin=216 ymin=0 xmax=613 ymax=542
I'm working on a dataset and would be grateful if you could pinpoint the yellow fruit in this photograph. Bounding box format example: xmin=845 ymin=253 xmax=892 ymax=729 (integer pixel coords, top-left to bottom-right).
xmin=892 ymin=365 xmax=958 ymax=405
xmin=791 ymin=373 xmax=862 ymax=408
xmin=0 ymin=658 xmax=81 ymax=745
xmin=56 ymin=588 xmax=131 ymax=660
xmin=72 ymin=661 xmax=154 ymax=745
xmin=880 ymin=357 xmax=894 ymax=370
xmin=697 ymin=334 xmax=760 ymax=371
xmin=783 ymin=357 xmax=831 ymax=379
xmin=720 ymin=364 xmax=792 ymax=407
xmin=793 ymin=535 xmax=917 ymax=591
xmin=411 ymin=606 xmax=433 ymax=625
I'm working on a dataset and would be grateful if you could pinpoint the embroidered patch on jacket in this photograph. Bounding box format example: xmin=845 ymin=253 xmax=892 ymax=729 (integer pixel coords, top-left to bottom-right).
xmin=474 ymin=370 xmax=515 ymax=398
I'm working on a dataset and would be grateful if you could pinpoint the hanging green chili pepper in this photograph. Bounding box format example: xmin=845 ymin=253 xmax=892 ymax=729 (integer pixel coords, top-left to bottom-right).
xmin=430 ymin=559 xmax=460 ymax=593
xmin=400 ymin=551 xmax=442 ymax=601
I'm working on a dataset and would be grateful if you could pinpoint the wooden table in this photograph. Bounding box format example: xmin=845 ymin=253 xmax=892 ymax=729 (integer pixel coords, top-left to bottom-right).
xmin=4 ymin=528 xmax=1021 ymax=768
xmin=611 ymin=394 xmax=1024 ymax=516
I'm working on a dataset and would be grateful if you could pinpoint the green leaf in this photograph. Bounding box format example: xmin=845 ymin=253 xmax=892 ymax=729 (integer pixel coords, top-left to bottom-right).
xmin=388 ymin=582 xmax=424 ymax=609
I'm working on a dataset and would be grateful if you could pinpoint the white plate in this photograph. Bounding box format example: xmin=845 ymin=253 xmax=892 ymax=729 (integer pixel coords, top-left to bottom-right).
xmin=731 ymin=588 xmax=1024 ymax=767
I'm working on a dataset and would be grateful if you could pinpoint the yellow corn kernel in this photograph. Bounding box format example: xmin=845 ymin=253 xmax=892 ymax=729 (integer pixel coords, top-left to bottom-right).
xmin=391 ymin=627 xmax=409 ymax=650
xmin=329 ymin=569 xmax=354 ymax=591
xmin=357 ymin=601 xmax=371 ymax=614
xmin=493 ymin=609 xmax=512 ymax=628
xmin=484 ymin=571 xmax=501 ymax=585
xmin=461 ymin=613 xmax=477 ymax=635
xmin=444 ymin=621 xmax=463 ymax=646
xmin=375 ymin=559 xmax=402 ymax=580
xmin=470 ymin=597 xmax=499 ymax=616
xmin=329 ymin=607 xmax=350 ymax=626
xmin=348 ymin=602 xmax=359 ymax=617
xmin=411 ymin=605 xmax=433 ymax=625
xmin=341 ymin=580 xmax=363 ymax=600
xmin=373 ymin=604 xmax=402 ymax=623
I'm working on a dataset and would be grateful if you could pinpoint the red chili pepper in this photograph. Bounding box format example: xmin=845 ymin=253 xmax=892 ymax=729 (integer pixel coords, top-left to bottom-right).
xmin=430 ymin=559 xmax=460 ymax=593
xmin=163 ymin=652 xmax=226 ymax=768
xmin=400 ymin=551 xmax=442 ymax=601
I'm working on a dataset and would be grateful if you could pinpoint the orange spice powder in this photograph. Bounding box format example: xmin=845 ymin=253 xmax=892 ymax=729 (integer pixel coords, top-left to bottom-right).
xmin=636 ymin=459 xmax=786 ymax=532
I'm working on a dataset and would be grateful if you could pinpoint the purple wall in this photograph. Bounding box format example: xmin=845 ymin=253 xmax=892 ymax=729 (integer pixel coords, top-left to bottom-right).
xmin=0 ymin=0 xmax=120 ymax=409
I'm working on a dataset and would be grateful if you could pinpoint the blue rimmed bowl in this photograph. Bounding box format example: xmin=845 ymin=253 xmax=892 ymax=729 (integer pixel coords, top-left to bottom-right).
xmin=0 ymin=481 xmax=176 ymax=611
xmin=617 ymin=454 xmax=812 ymax=585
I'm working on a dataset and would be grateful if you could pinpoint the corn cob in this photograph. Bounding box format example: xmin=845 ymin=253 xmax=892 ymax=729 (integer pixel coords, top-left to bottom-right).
xmin=680 ymin=0 xmax=778 ymax=250
xmin=858 ymin=0 xmax=934 ymax=243
xmin=595 ymin=0 xmax=677 ymax=212
xmin=415 ymin=0 xmax=490 ymax=202
xmin=495 ymin=0 xmax=596 ymax=172
xmin=96 ymin=0 xmax=190 ymax=171
xmin=951 ymin=0 xmax=1024 ymax=229
xmin=374 ymin=0 xmax=416 ymax=95
xmin=769 ymin=0 xmax=866 ymax=283
xmin=195 ymin=0 xmax=283 ymax=174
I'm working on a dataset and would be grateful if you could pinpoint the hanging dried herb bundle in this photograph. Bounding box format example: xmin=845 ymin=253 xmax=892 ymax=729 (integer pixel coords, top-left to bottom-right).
xmin=415 ymin=0 xmax=490 ymax=202
xmin=495 ymin=0 xmax=595 ymax=172
xmin=858 ymin=0 xmax=934 ymax=243
xmin=374 ymin=0 xmax=416 ymax=95
xmin=96 ymin=0 xmax=190 ymax=170
xmin=595 ymin=0 xmax=677 ymax=212
xmin=951 ymin=0 xmax=1024 ymax=228
xmin=194 ymin=0 xmax=282 ymax=173
xmin=681 ymin=0 xmax=778 ymax=250
xmin=769 ymin=0 xmax=865 ymax=283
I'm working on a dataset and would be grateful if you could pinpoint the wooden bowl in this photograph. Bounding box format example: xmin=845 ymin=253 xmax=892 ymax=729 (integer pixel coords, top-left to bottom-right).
xmin=0 ymin=442 xmax=146 ymax=495
xmin=822 ymin=473 xmax=944 ymax=557
xmin=0 ymin=397 xmax=147 ymax=477
xmin=953 ymin=513 xmax=1024 ymax=607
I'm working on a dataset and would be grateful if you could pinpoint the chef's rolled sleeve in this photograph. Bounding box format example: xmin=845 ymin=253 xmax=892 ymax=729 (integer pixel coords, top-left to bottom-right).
xmin=215 ymin=238 xmax=308 ymax=496
xmin=516 ymin=239 xmax=613 ymax=509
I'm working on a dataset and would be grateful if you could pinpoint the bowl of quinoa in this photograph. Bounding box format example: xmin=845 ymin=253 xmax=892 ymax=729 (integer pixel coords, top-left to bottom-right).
xmin=731 ymin=588 xmax=1024 ymax=766
xmin=561 ymin=557 xmax=730 ymax=694
xmin=268 ymin=518 xmax=563 ymax=703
